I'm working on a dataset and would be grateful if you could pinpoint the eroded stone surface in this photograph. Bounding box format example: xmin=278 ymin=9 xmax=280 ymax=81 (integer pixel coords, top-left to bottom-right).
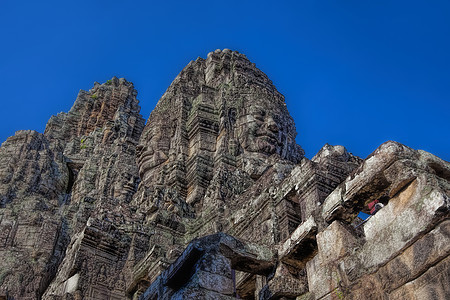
xmin=307 ymin=142 xmax=450 ymax=300
xmin=0 ymin=50 xmax=448 ymax=300
xmin=0 ymin=130 xmax=68 ymax=299
xmin=1 ymin=78 xmax=145 ymax=299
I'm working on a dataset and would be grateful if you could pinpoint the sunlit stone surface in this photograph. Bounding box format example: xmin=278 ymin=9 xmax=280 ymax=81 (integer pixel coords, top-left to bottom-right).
xmin=0 ymin=51 xmax=448 ymax=300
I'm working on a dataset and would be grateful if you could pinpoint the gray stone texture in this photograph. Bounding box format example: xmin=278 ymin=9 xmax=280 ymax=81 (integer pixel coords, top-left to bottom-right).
xmin=0 ymin=50 xmax=448 ymax=300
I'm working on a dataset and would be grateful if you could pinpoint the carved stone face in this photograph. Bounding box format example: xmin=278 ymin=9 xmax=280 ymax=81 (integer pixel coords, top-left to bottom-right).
xmin=237 ymin=104 xmax=287 ymax=156
xmin=113 ymin=171 xmax=138 ymax=202
xmin=136 ymin=126 xmax=169 ymax=181
xmin=135 ymin=50 xmax=303 ymax=201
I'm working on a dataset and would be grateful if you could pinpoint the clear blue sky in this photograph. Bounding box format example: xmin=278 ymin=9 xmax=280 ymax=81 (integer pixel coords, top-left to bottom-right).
xmin=1 ymin=1 xmax=449 ymax=161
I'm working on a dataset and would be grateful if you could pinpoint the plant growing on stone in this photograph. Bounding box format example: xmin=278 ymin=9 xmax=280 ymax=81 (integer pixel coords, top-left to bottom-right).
xmin=80 ymin=137 xmax=87 ymax=149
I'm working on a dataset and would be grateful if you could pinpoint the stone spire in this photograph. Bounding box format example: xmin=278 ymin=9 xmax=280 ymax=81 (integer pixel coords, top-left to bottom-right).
xmin=135 ymin=49 xmax=304 ymax=218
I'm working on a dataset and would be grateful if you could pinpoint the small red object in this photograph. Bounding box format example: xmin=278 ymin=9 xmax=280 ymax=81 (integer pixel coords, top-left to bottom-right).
xmin=368 ymin=200 xmax=379 ymax=215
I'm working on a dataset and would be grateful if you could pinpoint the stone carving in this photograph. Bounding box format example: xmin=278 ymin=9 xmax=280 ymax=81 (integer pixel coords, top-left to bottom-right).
xmin=135 ymin=50 xmax=303 ymax=213
xmin=0 ymin=50 xmax=448 ymax=300
xmin=139 ymin=141 xmax=450 ymax=300
xmin=0 ymin=130 xmax=68 ymax=298
xmin=1 ymin=77 xmax=145 ymax=299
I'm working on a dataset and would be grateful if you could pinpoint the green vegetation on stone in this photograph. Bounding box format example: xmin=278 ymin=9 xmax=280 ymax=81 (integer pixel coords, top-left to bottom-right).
xmin=80 ymin=137 xmax=87 ymax=149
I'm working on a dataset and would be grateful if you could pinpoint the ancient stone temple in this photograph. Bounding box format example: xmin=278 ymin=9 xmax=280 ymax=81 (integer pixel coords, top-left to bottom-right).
xmin=0 ymin=49 xmax=448 ymax=300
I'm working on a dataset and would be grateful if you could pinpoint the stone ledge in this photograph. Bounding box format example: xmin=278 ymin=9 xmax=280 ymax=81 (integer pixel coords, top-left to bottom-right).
xmin=279 ymin=216 xmax=318 ymax=268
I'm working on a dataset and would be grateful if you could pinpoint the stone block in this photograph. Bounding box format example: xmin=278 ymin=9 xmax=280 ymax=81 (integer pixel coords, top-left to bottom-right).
xmin=317 ymin=220 xmax=358 ymax=262
xmin=279 ymin=216 xmax=318 ymax=268
xmin=195 ymin=270 xmax=234 ymax=295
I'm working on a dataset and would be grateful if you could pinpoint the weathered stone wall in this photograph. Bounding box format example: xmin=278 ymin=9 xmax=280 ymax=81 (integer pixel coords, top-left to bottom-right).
xmin=0 ymin=130 xmax=68 ymax=299
xmin=126 ymin=49 xmax=307 ymax=297
xmin=1 ymin=77 xmax=146 ymax=299
xmin=0 ymin=50 xmax=448 ymax=300
xmin=140 ymin=141 xmax=449 ymax=300
xmin=307 ymin=142 xmax=450 ymax=300
xmin=42 ymin=78 xmax=145 ymax=300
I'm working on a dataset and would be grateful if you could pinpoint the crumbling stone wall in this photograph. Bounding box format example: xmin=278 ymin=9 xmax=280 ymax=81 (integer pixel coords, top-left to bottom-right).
xmin=309 ymin=142 xmax=450 ymax=300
